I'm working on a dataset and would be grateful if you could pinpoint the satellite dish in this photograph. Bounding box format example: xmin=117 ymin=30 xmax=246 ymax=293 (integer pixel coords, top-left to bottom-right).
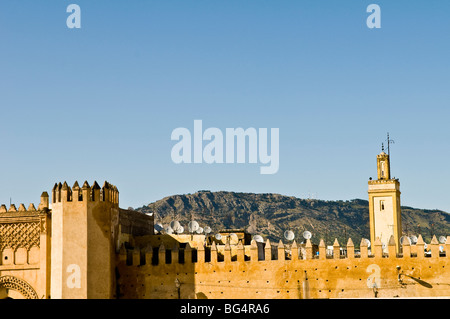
xmin=302 ymin=231 xmax=312 ymax=240
xmin=382 ymin=243 xmax=387 ymax=250
xmin=439 ymin=245 xmax=444 ymax=252
xmin=439 ymin=236 xmax=447 ymax=244
xmin=170 ymin=220 xmax=181 ymax=231
xmin=284 ymin=230 xmax=295 ymax=241
xmin=409 ymin=235 xmax=418 ymax=244
xmin=204 ymin=226 xmax=212 ymax=234
xmin=229 ymin=233 xmax=239 ymax=245
xmin=154 ymin=222 xmax=164 ymax=233
xmin=188 ymin=221 xmax=199 ymax=233
xmin=177 ymin=226 xmax=184 ymax=234
xmin=400 ymin=236 xmax=409 ymax=245
xmin=165 ymin=226 xmax=173 ymax=234
xmin=215 ymin=233 xmax=223 ymax=241
xmin=253 ymin=235 xmax=264 ymax=243
xmin=196 ymin=227 xmax=204 ymax=234
xmin=363 ymin=238 xmax=371 ymax=248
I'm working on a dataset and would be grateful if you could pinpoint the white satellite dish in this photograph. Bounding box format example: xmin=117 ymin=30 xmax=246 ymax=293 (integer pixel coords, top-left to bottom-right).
xmin=284 ymin=230 xmax=295 ymax=241
xmin=196 ymin=227 xmax=204 ymax=234
xmin=439 ymin=236 xmax=447 ymax=244
xmin=188 ymin=221 xmax=199 ymax=233
xmin=165 ymin=226 xmax=173 ymax=234
xmin=302 ymin=231 xmax=312 ymax=240
xmin=154 ymin=222 xmax=164 ymax=233
xmin=363 ymin=238 xmax=371 ymax=248
xmin=170 ymin=220 xmax=181 ymax=231
xmin=229 ymin=233 xmax=239 ymax=245
xmin=382 ymin=243 xmax=387 ymax=250
xmin=253 ymin=235 xmax=264 ymax=243
xmin=177 ymin=226 xmax=184 ymax=234
xmin=204 ymin=226 xmax=212 ymax=234
xmin=215 ymin=233 xmax=223 ymax=241
xmin=439 ymin=245 xmax=444 ymax=252
xmin=400 ymin=236 xmax=411 ymax=245
xmin=409 ymin=235 xmax=418 ymax=244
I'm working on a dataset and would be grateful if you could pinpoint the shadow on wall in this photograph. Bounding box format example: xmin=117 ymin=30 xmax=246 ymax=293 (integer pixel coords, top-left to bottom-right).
xmin=116 ymin=234 xmax=198 ymax=299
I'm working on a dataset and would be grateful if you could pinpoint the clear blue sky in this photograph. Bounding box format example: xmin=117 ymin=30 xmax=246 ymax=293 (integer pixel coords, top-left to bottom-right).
xmin=1 ymin=1 xmax=450 ymax=213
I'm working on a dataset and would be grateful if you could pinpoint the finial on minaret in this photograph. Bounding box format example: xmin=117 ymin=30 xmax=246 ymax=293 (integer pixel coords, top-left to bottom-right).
xmin=386 ymin=132 xmax=394 ymax=157
xmin=381 ymin=142 xmax=384 ymax=152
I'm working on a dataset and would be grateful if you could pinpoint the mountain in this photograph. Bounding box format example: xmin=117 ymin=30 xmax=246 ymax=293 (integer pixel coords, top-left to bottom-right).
xmin=135 ymin=191 xmax=450 ymax=247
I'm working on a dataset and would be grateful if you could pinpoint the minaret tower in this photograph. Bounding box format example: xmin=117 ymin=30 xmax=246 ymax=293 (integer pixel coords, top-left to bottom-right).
xmin=368 ymin=142 xmax=402 ymax=254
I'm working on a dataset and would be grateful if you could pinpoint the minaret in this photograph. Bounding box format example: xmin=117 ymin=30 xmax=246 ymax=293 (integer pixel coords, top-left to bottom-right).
xmin=368 ymin=146 xmax=402 ymax=254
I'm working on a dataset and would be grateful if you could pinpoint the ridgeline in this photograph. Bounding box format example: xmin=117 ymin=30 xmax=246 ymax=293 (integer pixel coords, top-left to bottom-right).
xmin=136 ymin=191 xmax=450 ymax=247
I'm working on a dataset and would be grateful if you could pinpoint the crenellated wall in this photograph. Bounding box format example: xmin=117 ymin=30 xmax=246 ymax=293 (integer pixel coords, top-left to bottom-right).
xmin=0 ymin=192 xmax=51 ymax=299
xmin=116 ymin=235 xmax=450 ymax=299
xmin=1 ymin=181 xmax=448 ymax=299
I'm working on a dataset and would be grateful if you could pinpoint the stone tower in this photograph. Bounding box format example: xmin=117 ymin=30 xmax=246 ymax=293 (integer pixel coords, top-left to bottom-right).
xmin=50 ymin=181 xmax=119 ymax=299
xmin=368 ymin=151 xmax=402 ymax=254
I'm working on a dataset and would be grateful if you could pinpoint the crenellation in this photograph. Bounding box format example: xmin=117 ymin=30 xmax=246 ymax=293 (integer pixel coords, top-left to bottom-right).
xmin=197 ymin=244 xmax=205 ymax=263
xmin=387 ymin=235 xmax=397 ymax=258
xmin=171 ymin=244 xmax=179 ymax=264
xmin=360 ymin=238 xmax=368 ymax=258
xmin=277 ymin=240 xmax=285 ymax=261
xmin=0 ymin=205 xmax=7 ymax=213
xmin=402 ymin=237 xmax=411 ymax=258
xmin=210 ymin=242 xmax=218 ymax=263
xmin=8 ymin=204 xmax=17 ymax=212
xmin=236 ymin=240 xmax=245 ymax=262
xmin=50 ymin=180 xmax=119 ymax=205
xmin=346 ymin=238 xmax=355 ymax=259
xmin=305 ymin=239 xmax=313 ymax=260
xmin=124 ymin=235 xmax=450 ymax=281
xmin=132 ymin=247 xmax=140 ymax=266
xmin=318 ymin=239 xmax=326 ymax=260
xmin=333 ymin=238 xmax=340 ymax=259
xmin=373 ymin=237 xmax=383 ymax=259
xmin=291 ymin=240 xmax=298 ymax=260
xmin=38 ymin=192 xmax=49 ymax=210
xmin=430 ymin=235 xmax=439 ymax=258
xmin=264 ymin=239 xmax=271 ymax=261
xmin=223 ymin=242 xmax=232 ymax=263
xmin=91 ymin=181 xmax=100 ymax=202
xmin=184 ymin=243 xmax=192 ymax=264
xmin=446 ymin=236 xmax=450 ymax=258
xmin=416 ymin=235 xmax=425 ymax=259
xmin=144 ymin=245 xmax=153 ymax=265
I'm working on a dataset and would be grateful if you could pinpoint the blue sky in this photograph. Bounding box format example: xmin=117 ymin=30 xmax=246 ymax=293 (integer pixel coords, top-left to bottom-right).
xmin=1 ymin=1 xmax=450 ymax=214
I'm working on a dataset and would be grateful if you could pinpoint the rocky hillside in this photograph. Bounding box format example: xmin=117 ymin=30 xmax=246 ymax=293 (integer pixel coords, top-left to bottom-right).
xmin=135 ymin=191 xmax=450 ymax=247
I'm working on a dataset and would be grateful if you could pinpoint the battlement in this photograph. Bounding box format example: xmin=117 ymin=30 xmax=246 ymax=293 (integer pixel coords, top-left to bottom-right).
xmin=52 ymin=181 xmax=118 ymax=205
xmin=116 ymin=234 xmax=450 ymax=298
xmin=118 ymin=234 xmax=450 ymax=267
xmin=0 ymin=192 xmax=49 ymax=215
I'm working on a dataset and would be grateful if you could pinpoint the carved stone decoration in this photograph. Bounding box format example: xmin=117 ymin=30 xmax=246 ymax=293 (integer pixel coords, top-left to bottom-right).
xmin=0 ymin=222 xmax=40 ymax=250
xmin=0 ymin=275 xmax=39 ymax=299
xmin=39 ymin=215 xmax=47 ymax=234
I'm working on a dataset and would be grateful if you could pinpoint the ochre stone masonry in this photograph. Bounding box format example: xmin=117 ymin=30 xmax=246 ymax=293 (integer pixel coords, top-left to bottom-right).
xmin=116 ymin=234 xmax=450 ymax=299
xmin=0 ymin=152 xmax=449 ymax=298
